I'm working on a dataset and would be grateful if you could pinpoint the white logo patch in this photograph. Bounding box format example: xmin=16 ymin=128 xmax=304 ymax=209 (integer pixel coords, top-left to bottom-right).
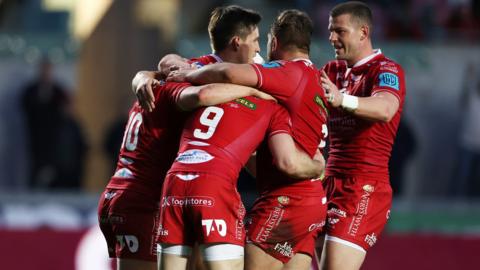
xmin=188 ymin=141 xmax=210 ymax=146
xmin=274 ymin=242 xmax=294 ymax=257
xmin=202 ymin=219 xmax=227 ymax=237
xmin=120 ymin=157 xmax=133 ymax=165
xmin=116 ymin=235 xmax=139 ymax=253
xmin=113 ymin=168 xmax=134 ymax=178
xmin=176 ymin=149 xmax=214 ymax=164
xmin=175 ymin=174 xmax=200 ymax=181
xmin=104 ymin=192 xmax=117 ymax=200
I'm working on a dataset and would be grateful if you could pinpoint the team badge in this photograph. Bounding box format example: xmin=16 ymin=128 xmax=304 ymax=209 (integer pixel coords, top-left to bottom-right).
xmin=363 ymin=184 xmax=375 ymax=193
xmin=378 ymin=72 xmax=399 ymax=90
xmin=277 ymin=196 xmax=290 ymax=205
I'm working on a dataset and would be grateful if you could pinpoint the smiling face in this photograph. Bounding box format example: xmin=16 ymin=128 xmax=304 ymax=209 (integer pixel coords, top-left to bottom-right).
xmin=328 ymin=14 xmax=365 ymax=66
xmin=238 ymin=26 xmax=260 ymax=64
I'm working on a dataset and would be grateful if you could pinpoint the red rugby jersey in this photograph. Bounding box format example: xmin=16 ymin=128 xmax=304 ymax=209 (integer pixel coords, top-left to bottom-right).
xmin=169 ymin=97 xmax=291 ymax=183
xmin=106 ymin=54 xmax=222 ymax=194
xmin=107 ymin=82 xmax=191 ymax=195
xmin=322 ymin=50 xmax=406 ymax=182
xmin=251 ymin=59 xmax=329 ymax=195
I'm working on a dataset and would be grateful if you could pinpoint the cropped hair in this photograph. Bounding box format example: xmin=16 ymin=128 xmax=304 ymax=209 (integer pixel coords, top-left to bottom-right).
xmin=330 ymin=1 xmax=373 ymax=30
xmin=208 ymin=5 xmax=261 ymax=52
xmin=270 ymin=9 xmax=313 ymax=53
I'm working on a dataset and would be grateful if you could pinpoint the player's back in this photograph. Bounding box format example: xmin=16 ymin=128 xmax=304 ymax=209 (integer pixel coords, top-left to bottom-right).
xmin=252 ymin=59 xmax=329 ymax=195
xmin=107 ymin=82 xmax=191 ymax=195
xmin=169 ymin=96 xmax=290 ymax=183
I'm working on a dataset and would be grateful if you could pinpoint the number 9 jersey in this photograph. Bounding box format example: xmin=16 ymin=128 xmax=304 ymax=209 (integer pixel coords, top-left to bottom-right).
xmin=169 ymin=97 xmax=291 ymax=181
xmin=158 ymin=97 xmax=291 ymax=247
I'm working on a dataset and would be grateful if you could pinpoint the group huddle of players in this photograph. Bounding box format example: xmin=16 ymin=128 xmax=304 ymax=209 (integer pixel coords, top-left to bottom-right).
xmin=98 ymin=2 xmax=405 ymax=270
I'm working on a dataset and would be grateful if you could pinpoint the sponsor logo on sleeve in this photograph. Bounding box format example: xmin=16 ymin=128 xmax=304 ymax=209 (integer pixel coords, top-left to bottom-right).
xmin=314 ymin=94 xmax=329 ymax=116
xmin=380 ymin=61 xmax=399 ymax=73
xmin=378 ymin=72 xmax=399 ymax=90
xmin=235 ymin=98 xmax=257 ymax=110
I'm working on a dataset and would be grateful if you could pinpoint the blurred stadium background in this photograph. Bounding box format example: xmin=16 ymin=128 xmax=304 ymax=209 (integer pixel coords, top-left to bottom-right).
xmin=0 ymin=0 xmax=479 ymax=269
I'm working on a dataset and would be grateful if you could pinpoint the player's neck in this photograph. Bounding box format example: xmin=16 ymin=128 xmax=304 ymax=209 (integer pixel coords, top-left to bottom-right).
xmin=348 ymin=43 xmax=374 ymax=67
xmin=275 ymin=50 xmax=310 ymax=61
xmin=215 ymin=50 xmax=240 ymax=64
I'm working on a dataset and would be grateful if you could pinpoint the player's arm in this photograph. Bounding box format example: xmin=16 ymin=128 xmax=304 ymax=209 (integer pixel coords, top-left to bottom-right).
xmin=268 ymin=133 xmax=325 ymax=179
xmin=176 ymin=83 xmax=275 ymax=111
xmin=321 ymin=70 xmax=399 ymax=122
xmin=168 ymin=63 xmax=258 ymax=87
xmin=132 ymin=70 xmax=163 ymax=112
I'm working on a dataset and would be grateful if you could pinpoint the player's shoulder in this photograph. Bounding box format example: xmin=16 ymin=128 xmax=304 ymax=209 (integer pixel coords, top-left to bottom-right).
xmin=371 ymin=55 xmax=404 ymax=74
xmin=322 ymin=60 xmax=347 ymax=73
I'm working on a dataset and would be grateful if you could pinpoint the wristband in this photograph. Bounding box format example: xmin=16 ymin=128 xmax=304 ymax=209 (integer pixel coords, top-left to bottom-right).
xmin=341 ymin=94 xmax=359 ymax=112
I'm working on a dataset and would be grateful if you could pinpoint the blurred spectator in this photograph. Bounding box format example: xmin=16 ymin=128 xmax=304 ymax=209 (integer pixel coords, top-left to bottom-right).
xmin=444 ymin=3 xmax=479 ymax=41
xmin=390 ymin=117 xmax=417 ymax=197
xmin=452 ymin=61 xmax=480 ymax=197
xmin=21 ymin=58 xmax=86 ymax=190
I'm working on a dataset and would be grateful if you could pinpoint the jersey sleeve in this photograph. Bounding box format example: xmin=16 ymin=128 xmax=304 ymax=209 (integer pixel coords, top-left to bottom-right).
xmin=157 ymin=82 xmax=191 ymax=106
xmin=251 ymin=61 xmax=303 ymax=102
xmin=371 ymin=61 xmax=405 ymax=102
xmin=267 ymin=104 xmax=292 ymax=138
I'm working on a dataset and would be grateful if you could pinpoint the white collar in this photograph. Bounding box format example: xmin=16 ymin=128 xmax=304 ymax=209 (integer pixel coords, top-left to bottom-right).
xmin=353 ymin=49 xmax=382 ymax=67
xmin=291 ymin=58 xmax=313 ymax=65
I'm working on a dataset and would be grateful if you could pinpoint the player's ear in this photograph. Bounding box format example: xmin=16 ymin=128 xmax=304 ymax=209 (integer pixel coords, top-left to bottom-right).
xmin=271 ymin=35 xmax=278 ymax=51
xmin=231 ymin=36 xmax=241 ymax=51
xmin=360 ymin=25 xmax=369 ymax=41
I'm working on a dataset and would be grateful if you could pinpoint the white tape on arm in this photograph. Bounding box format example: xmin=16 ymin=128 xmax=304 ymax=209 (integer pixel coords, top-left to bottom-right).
xmin=341 ymin=94 xmax=359 ymax=112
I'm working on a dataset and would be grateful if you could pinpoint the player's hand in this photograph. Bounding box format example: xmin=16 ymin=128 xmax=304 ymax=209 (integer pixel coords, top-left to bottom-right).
xmin=312 ymin=149 xmax=326 ymax=181
xmin=135 ymin=73 xmax=158 ymax=112
xmin=253 ymin=90 xmax=277 ymax=102
xmin=166 ymin=68 xmax=192 ymax=83
xmin=321 ymin=70 xmax=342 ymax=107
xmin=161 ymin=64 xmax=196 ymax=77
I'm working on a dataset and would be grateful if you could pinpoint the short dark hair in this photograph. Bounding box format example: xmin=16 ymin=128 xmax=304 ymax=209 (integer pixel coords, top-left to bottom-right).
xmin=270 ymin=9 xmax=313 ymax=54
xmin=330 ymin=1 xmax=373 ymax=30
xmin=208 ymin=5 xmax=261 ymax=52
